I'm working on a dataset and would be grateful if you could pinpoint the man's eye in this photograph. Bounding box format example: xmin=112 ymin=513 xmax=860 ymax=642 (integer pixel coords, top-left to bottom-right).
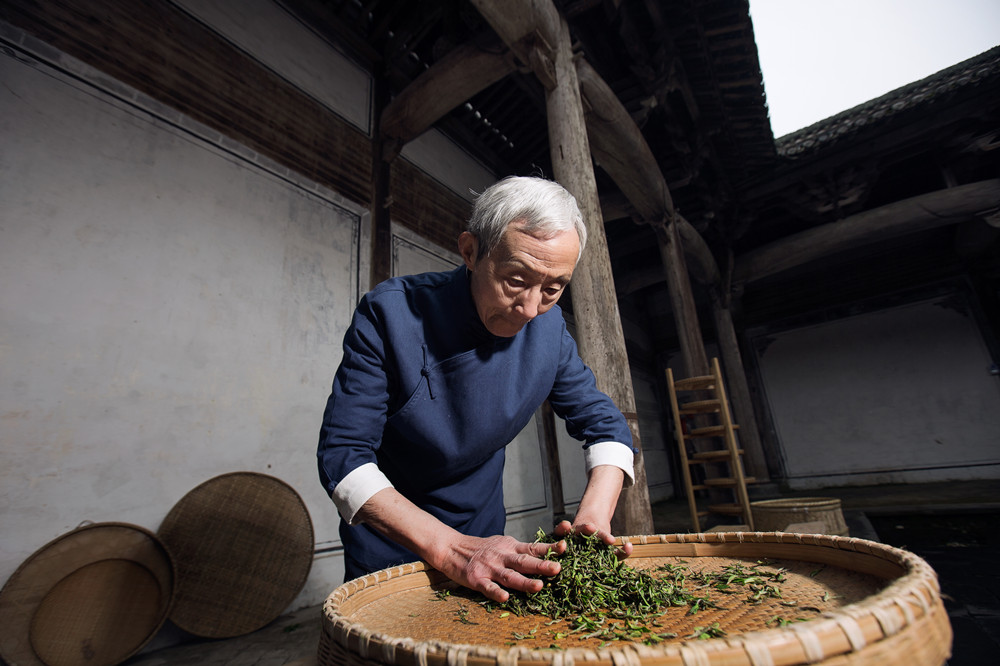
xmin=507 ymin=277 xmax=526 ymax=288
xmin=544 ymin=286 xmax=563 ymax=297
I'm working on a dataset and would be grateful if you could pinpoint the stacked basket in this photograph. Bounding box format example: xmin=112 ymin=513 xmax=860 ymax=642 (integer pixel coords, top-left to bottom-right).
xmin=0 ymin=471 xmax=313 ymax=666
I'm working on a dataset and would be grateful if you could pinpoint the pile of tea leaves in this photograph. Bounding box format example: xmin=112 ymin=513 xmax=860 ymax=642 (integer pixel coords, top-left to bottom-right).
xmin=477 ymin=530 xmax=791 ymax=646
xmin=483 ymin=530 xmax=703 ymax=620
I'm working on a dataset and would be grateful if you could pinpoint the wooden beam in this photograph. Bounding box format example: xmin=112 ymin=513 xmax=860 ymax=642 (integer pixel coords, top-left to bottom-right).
xmin=468 ymin=0 xmax=561 ymax=53
xmin=674 ymin=219 xmax=721 ymax=286
xmin=468 ymin=0 xmax=720 ymax=310
xmin=734 ymin=179 xmax=1000 ymax=285
xmin=575 ymin=59 xmax=720 ymax=285
xmin=380 ymin=39 xmax=516 ymax=161
xmin=575 ymin=60 xmax=673 ymax=222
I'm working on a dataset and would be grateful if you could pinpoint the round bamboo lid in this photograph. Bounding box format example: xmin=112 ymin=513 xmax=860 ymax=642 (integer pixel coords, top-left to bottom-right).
xmin=157 ymin=471 xmax=314 ymax=638
xmin=0 ymin=522 xmax=174 ymax=666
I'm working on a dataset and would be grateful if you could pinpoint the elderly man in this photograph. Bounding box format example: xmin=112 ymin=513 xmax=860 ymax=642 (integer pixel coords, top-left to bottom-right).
xmin=318 ymin=176 xmax=635 ymax=602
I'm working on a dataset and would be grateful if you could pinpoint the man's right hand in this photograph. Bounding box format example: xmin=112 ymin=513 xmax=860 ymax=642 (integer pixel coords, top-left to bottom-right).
xmin=356 ymin=487 xmax=564 ymax=602
xmin=432 ymin=533 xmax=565 ymax=602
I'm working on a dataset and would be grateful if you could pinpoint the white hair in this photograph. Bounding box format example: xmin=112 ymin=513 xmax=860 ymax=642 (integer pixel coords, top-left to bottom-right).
xmin=467 ymin=176 xmax=587 ymax=261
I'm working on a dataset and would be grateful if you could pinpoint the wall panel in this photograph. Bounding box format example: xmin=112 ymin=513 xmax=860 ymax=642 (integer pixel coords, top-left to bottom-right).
xmin=752 ymin=294 xmax=1000 ymax=487
xmin=0 ymin=38 xmax=363 ymax=603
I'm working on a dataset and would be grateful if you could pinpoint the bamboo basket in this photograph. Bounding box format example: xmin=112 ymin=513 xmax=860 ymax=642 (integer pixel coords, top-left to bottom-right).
xmin=751 ymin=498 xmax=849 ymax=536
xmin=318 ymin=532 xmax=950 ymax=666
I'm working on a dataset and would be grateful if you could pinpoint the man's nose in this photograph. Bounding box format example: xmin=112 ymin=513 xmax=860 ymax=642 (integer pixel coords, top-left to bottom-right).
xmin=516 ymin=287 xmax=542 ymax=320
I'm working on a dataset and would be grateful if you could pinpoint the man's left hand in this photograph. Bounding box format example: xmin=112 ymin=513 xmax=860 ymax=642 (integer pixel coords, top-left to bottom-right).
xmin=552 ymin=519 xmax=633 ymax=558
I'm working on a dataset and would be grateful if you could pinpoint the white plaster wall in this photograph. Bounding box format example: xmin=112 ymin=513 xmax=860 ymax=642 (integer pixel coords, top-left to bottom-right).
xmin=170 ymin=0 xmax=373 ymax=132
xmin=754 ymin=295 xmax=1000 ymax=488
xmin=0 ymin=32 xmax=364 ymax=613
xmin=401 ymin=131 xmax=497 ymax=203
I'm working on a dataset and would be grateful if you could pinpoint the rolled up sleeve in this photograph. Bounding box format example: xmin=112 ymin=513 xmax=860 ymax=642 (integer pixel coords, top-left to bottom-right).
xmin=584 ymin=441 xmax=635 ymax=486
xmin=332 ymin=462 xmax=395 ymax=524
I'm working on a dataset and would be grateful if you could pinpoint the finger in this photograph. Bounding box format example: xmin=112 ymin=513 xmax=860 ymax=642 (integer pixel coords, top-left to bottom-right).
xmin=594 ymin=529 xmax=616 ymax=545
xmin=571 ymin=522 xmax=598 ymax=536
xmin=572 ymin=523 xmax=619 ymax=546
xmin=552 ymin=520 xmax=573 ymax=537
xmin=510 ymin=550 xmax=561 ymax=577
xmin=478 ymin=580 xmax=510 ymax=603
xmin=496 ymin=566 xmax=547 ymax=594
xmin=519 ymin=537 xmax=565 ymax=560
xmin=539 ymin=538 xmax=566 ymax=558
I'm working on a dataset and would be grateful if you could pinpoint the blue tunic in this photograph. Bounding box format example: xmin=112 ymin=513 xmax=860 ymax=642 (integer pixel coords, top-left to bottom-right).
xmin=317 ymin=266 xmax=633 ymax=578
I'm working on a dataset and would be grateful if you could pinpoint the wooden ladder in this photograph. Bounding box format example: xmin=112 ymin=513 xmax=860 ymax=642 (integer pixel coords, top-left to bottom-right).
xmin=666 ymin=357 xmax=755 ymax=531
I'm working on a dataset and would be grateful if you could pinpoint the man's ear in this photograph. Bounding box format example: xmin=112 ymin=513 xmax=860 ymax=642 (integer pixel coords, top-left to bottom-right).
xmin=458 ymin=231 xmax=478 ymax=270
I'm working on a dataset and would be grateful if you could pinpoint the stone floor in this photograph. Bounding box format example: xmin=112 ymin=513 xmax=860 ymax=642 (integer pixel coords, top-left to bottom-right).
xmin=122 ymin=604 xmax=321 ymax=666
xmin=866 ymin=509 xmax=1000 ymax=666
xmin=122 ymin=479 xmax=1000 ymax=666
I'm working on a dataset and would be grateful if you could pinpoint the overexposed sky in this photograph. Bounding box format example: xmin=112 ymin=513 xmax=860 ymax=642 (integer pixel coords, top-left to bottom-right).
xmin=749 ymin=0 xmax=1000 ymax=137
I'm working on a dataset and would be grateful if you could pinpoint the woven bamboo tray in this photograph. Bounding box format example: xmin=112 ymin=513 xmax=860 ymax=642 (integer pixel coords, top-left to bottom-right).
xmin=318 ymin=532 xmax=951 ymax=666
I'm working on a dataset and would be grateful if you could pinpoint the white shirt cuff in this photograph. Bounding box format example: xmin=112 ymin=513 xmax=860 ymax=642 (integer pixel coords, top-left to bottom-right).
xmin=584 ymin=441 xmax=635 ymax=487
xmin=332 ymin=462 xmax=394 ymax=525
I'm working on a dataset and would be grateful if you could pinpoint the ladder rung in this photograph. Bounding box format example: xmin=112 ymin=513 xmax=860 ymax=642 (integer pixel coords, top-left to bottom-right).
xmin=691 ymin=484 xmax=709 ymax=491
xmin=708 ymin=503 xmax=747 ymax=516
xmin=672 ymin=376 xmax=716 ymax=391
xmin=679 ymin=399 xmax=722 ymax=414
xmin=689 ymin=449 xmax=744 ymax=462
xmin=687 ymin=424 xmax=740 ymax=438
xmin=704 ymin=476 xmax=757 ymax=487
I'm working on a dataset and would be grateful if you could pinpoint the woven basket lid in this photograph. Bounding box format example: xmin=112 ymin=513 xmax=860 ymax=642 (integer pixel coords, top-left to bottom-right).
xmin=156 ymin=471 xmax=314 ymax=638
xmin=0 ymin=522 xmax=175 ymax=666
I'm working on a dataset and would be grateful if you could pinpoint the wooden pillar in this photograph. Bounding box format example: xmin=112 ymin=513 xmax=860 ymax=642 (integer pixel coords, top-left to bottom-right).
xmin=545 ymin=14 xmax=653 ymax=535
xmin=540 ymin=401 xmax=566 ymax=519
xmin=709 ymin=287 xmax=768 ymax=481
xmin=370 ymin=73 xmax=393 ymax=287
xmin=655 ymin=221 xmax=709 ymax=378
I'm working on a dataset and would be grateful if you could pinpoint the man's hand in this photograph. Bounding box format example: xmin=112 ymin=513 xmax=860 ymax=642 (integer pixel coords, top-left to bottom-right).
xmin=433 ymin=533 xmax=566 ymax=602
xmin=356 ymin=488 xmax=567 ymax=602
xmin=556 ymin=464 xmax=634 ymax=558
xmin=552 ymin=519 xmax=633 ymax=558
xmin=355 ymin=462 xmax=632 ymax=602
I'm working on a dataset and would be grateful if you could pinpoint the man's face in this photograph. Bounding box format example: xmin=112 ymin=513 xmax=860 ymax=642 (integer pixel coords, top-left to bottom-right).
xmin=459 ymin=221 xmax=580 ymax=338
